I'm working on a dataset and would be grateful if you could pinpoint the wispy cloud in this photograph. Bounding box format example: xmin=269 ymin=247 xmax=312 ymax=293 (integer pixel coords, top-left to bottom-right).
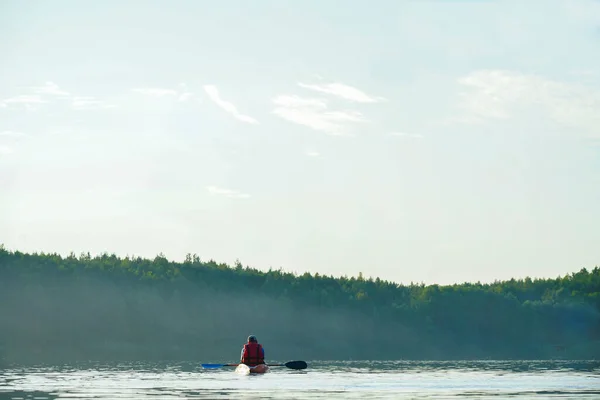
xmin=0 ymin=130 xmax=27 ymax=137
xmin=0 ymin=145 xmax=14 ymax=155
xmin=2 ymin=81 xmax=69 ymax=109
xmin=71 ymin=96 xmax=116 ymax=110
xmin=31 ymin=81 xmax=70 ymax=97
xmin=178 ymin=92 xmax=193 ymax=102
xmin=203 ymin=85 xmax=258 ymax=124
xmin=2 ymin=95 xmax=46 ymax=108
xmin=306 ymin=150 xmax=321 ymax=157
xmin=177 ymin=83 xmax=194 ymax=102
xmin=453 ymin=70 xmax=600 ymax=136
xmin=132 ymin=85 xmax=194 ymax=104
xmin=0 ymin=130 xmax=25 ymax=155
xmin=272 ymin=95 xmax=365 ymax=135
xmin=569 ymin=69 xmax=598 ymax=79
xmin=132 ymin=88 xmax=178 ymax=97
xmin=206 ymin=185 xmax=250 ymax=199
xmin=298 ymin=81 xmax=385 ymax=103
xmin=388 ymin=132 xmax=424 ymax=139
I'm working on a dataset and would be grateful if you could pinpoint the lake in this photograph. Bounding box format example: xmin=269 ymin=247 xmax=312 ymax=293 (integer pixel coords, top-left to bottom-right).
xmin=1 ymin=360 xmax=599 ymax=399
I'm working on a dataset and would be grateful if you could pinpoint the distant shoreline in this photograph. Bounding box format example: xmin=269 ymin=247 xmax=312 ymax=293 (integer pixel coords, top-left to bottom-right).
xmin=1 ymin=245 xmax=599 ymax=364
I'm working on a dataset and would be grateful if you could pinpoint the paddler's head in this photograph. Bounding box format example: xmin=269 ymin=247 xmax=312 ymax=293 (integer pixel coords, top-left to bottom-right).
xmin=247 ymin=335 xmax=257 ymax=343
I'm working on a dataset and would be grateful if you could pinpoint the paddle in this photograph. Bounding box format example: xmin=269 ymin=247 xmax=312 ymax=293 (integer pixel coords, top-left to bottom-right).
xmin=201 ymin=363 xmax=238 ymax=369
xmin=268 ymin=360 xmax=308 ymax=370
xmin=201 ymin=360 xmax=307 ymax=370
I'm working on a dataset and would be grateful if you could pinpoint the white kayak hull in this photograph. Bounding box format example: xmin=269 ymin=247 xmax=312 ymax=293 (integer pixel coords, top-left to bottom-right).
xmin=235 ymin=364 xmax=269 ymax=375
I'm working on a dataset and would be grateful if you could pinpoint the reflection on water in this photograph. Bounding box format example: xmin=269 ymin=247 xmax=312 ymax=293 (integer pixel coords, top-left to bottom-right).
xmin=0 ymin=360 xmax=599 ymax=399
xmin=0 ymin=390 xmax=59 ymax=400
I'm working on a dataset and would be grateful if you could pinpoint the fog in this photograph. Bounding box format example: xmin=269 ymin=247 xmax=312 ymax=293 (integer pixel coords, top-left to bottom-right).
xmin=0 ymin=274 xmax=420 ymax=365
xmin=1 ymin=260 xmax=598 ymax=366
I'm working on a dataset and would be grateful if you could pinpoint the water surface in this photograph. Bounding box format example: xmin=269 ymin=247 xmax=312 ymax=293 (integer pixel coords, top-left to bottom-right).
xmin=1 ymin=360 xmax=599 ymax=399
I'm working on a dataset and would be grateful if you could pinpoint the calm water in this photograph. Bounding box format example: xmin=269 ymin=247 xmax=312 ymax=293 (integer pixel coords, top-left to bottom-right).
xmin=0 ymin=360 xmax=599 ymax=399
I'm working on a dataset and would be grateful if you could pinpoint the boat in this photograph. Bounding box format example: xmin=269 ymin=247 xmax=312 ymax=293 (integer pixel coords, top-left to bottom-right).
xmin=235 ymin=363 xmax=270 ymax=375
xmin=201 ymin=360 xmax=306 ymax=372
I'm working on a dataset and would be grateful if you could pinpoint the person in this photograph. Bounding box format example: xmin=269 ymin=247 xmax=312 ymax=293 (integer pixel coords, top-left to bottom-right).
xmin=240 ymin=335 xmax=265 ymax=366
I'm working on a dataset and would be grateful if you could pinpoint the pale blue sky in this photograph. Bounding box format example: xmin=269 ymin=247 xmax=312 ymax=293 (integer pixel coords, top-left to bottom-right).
xmin=1 ymin=0 xmax=599 ymax=285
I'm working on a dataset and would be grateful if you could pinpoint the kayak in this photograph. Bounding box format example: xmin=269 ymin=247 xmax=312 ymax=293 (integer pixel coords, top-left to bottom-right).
xmin=201 ymin=360 xmax=306 ymax=372
xmin=235 ymin=363 xmax=270 ymax=375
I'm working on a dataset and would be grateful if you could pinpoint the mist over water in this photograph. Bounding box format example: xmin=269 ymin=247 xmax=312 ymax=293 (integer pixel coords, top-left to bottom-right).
xmin=0 ymin=276 xmax=392 ymax=363
xmin=1 ymin=360 xmax=599 ymax=399
xmin=2 ymin=258 xmax=598 ymax=365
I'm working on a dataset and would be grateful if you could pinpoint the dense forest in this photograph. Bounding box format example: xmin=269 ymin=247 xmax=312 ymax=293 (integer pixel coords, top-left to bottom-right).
xmin=0 ymin=245 xmax=599 ymax=365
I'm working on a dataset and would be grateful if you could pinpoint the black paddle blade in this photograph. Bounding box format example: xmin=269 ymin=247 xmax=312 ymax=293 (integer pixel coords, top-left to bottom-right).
xmin=285 ymin=360 xmax=308 ymax=370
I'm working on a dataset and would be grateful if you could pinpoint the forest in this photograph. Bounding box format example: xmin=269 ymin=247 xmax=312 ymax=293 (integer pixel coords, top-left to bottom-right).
xmin=0 ymin=245 xmax=598 ymax=365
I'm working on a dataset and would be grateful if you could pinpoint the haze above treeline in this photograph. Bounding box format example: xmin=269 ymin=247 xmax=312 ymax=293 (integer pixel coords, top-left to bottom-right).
xmin=0 ymin=245 xmax=598 ymax=365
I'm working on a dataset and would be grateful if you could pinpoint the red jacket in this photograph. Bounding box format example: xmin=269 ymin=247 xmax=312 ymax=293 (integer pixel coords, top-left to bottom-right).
xmin=241 ymin=342 xmax=264 ymax=366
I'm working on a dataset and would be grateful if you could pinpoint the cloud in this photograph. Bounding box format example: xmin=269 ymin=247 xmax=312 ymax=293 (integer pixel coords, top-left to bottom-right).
xmin=177 ymin=83 xmax=194 ymax=102
xmin=2 ymin=82 xmax=117 ymax=113
xmin=71 ymin=96 xmax=116 ymax=110
xmin=0 ymin=145 xmax=13 ymax=155
xmin=388 ymin=132 xmax=424 ymax=139
xmin=203 ymin=85 xmax=258 ymax=124
xmin=0 ymin=130 xmax=26 ymax=137
xmin=2 ymin=95 xmax=46 ymax=107
xmin=206 ymin=185 xmax=250 ymax=199
xmin=132 ymin=85 xmax=194 ymax=103
xmin=31 ymin=81 xmax=70 ymax=97
xmin=1 ymin=81 xmax=71 ymax=108
xmin=306 ymin=151 xmax=321 ymax=157
xmin=132 ymin=88 xmax=178 ymax=97
xmin=0 ymin=131 xmax=23 ymax=155
xmin=272 ymin=95 xmax=366 ymax=135
xmin=569 ymin=69 xmax=598 ymax=79
xmin=178 ymin=92 xmax=193 ymax=102
xmin=454 ymin=70 xmax=600 ymax=136
xmin=298 ymin=81 xmax=385 ymax=103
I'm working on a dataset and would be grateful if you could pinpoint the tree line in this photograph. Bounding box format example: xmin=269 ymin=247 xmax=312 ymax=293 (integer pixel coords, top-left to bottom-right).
xmin=0 ymin=245 xmax=598 ymax=364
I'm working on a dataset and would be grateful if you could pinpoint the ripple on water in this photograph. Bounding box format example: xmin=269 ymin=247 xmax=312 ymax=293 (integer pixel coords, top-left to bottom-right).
xmin=1 ymin=360 xmax=599 ymax=399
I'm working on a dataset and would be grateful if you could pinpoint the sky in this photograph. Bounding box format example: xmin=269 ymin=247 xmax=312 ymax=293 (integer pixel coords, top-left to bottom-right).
xmin=1 ymin=0 xmax=599 ymax=285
